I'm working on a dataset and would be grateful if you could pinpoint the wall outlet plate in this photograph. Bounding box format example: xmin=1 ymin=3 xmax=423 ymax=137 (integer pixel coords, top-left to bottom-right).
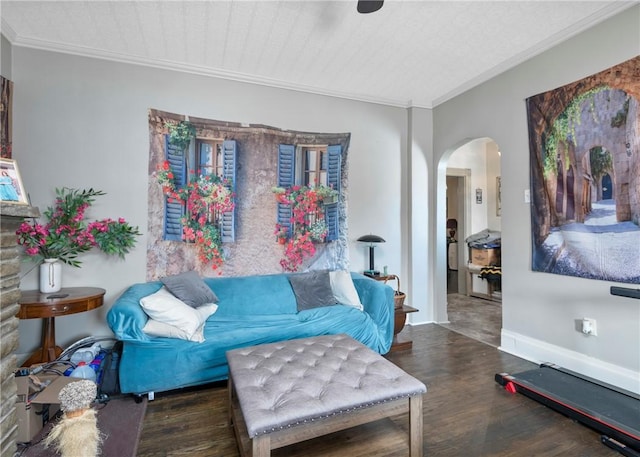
xmin=582 ymin=318 xmax=597 ymax=336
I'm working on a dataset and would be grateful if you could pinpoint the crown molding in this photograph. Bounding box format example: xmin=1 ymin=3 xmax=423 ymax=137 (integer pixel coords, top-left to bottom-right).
xmin=0 ymin=18 xmax=18 ymax=42
xmin=6 ymin=32 xmax=418 ymax=109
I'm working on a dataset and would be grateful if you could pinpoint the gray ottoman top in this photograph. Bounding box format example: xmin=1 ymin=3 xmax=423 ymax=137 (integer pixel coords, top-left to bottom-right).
xmin=226 ymin=334 xmax=427 ymax=437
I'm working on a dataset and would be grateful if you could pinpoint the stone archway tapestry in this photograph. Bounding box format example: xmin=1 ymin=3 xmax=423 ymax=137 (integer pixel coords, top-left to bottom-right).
xmin=526 ymin=55 xmax=640 ymax=284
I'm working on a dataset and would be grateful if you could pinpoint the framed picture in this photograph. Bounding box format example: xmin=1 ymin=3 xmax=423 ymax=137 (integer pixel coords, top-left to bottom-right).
xmin=0 ymin=76 xmax=12 ymax=158
xmin=0 ymin=158 xmax=28 ymax=204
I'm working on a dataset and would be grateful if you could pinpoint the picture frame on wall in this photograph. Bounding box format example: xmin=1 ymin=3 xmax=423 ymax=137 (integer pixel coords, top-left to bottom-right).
xmin=0 ymin=158 xmax=28 ymax=204
xmin=0 ymin=75 xmax=12 ymax=159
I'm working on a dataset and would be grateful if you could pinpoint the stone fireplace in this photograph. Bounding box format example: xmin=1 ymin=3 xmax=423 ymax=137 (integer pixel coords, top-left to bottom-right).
xmin=0 ymin=202 xmax=39 ymax=457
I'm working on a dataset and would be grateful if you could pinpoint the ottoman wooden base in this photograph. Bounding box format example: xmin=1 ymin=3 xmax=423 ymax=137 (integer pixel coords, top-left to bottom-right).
xmin=230 ymin=383 xmax=422 ymax=457
xmin=228 ymin=335 xmax=426 ymax=457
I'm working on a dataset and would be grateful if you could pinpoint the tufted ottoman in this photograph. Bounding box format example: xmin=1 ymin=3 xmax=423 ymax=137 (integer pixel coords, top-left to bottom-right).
xmin=226 ymin=334 xmax=427 ymax=456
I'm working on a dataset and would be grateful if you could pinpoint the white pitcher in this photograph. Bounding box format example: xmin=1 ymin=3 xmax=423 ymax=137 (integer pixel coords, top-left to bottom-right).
xmin=39 ymin=258 xmax=62 ymax=293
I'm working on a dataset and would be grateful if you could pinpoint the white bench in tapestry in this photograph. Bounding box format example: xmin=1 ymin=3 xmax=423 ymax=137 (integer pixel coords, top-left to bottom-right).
xmin=226 ymin=334 xmax=427 ymax=457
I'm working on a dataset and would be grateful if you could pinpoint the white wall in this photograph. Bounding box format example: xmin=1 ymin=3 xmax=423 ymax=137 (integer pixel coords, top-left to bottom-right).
xmin=9 ymin=46 xmax=412 ymax=357
xmin=432 ymin=5 xmax=640 ymax=393
xmin=485 ymin=141 xmax=502 ymax=231
xmin=408 ymin=107 xmax=433 ymax=322
xmin=1 ymin=34 xmax=10 ymax=79
xmin=447 ymin=138 xmax=493 ymax=235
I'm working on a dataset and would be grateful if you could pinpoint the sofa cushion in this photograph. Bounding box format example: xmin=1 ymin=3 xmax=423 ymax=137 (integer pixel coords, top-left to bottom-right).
xmin=140 ymin=287 xmax=207 ymax=338
xmin=143 ymin=303 xmax=218 ymax=342
xmin=329 ymin=270 xmax=363 ymax=310
xmin=204 ymin=274 xmax=298 ymax=316
xmin=288 ymin=270 xmax=338 ymax=311
xmin=161 ymin=270 xmax=218 ymax=308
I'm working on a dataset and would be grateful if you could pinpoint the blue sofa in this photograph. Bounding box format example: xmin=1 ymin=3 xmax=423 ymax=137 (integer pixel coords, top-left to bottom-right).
xmin=107 ymin=272 xmax=394 ymax=396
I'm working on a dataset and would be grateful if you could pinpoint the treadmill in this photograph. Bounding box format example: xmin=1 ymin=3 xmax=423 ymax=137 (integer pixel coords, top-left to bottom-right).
xmin=496 ymin=286 xmax=640 ymax=456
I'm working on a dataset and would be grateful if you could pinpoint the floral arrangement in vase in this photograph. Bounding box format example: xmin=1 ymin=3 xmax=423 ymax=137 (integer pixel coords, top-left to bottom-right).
xmin=16 ymin=188 xmax=141 ymax=268
xmin=157 ymin=162 xmax=234 ymax=270
xmin=272 ymin=184 xmax=338 ymax=272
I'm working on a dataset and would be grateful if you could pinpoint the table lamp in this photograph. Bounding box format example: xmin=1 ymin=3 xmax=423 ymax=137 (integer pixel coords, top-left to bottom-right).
xmin=357 ymin=234 xmax=385 ymax=276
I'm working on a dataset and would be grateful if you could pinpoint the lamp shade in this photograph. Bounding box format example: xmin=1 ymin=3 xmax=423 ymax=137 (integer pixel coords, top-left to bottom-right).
xmin=357 ymin=234 xmax=385 ymax=272
xmin=357 ymin=234 xmax=386 ymax=244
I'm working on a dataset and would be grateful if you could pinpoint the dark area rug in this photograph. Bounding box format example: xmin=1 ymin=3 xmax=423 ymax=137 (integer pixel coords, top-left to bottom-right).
xmin=18 ymin=395 xmax=147 ymax=457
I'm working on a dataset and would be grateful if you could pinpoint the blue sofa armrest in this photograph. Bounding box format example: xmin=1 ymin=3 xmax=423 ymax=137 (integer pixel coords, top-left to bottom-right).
xmin=107 ymin=282 xmax=163 ymax=342
xmin=350 ymin=272 xmax=395 ymax=352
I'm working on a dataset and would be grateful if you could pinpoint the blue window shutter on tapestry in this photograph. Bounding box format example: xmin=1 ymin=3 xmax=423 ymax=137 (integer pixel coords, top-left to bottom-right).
xmin=277 ymin=144 xmax=295 ymax=236
xmin=325 ymin=144 xmax=342 ymax=241
xmin=163 ymin=135 xmax=187 ymax=241
xmin=220 ymin=140 xmax=236 ymax=243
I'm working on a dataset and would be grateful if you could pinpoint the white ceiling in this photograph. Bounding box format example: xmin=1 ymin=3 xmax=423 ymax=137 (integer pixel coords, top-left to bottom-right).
xmin=0 ymin=1 xmax=635 ymax=108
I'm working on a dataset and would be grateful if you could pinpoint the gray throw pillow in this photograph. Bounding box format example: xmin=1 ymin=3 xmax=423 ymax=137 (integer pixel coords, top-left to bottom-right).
xmin=160 ymin=271 xmax=218 ymax=308
xmin=288 ymin=270 xmax=338 ymax=312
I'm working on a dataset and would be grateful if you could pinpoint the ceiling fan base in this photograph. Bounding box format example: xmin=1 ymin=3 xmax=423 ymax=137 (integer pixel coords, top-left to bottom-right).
xmin=357 ymin=1 xmax=384 ymax=14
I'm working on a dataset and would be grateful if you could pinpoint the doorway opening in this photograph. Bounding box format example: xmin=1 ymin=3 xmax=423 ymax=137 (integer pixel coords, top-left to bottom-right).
xmin=445 ymin=171 xmax=468 ymax=295
xmin=440 ymin=138 xmax=502 ymax=347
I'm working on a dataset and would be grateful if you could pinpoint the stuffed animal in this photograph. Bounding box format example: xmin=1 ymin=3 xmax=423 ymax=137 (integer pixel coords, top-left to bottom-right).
xmin=44 ymin=379 xmax=102 ymax=457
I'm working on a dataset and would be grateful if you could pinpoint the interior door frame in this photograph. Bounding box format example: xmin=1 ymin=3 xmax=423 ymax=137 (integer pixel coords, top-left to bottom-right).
xmin=446 ymin=167 xmax=471 ymax=294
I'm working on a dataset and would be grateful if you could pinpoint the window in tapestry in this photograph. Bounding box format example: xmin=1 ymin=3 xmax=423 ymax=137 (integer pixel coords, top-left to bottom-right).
xmin=276 ymin=143 xmax=341 ymax=241
xmin=163 ymin=136 xmax=236 ymax=243
xmin=302 ymin=146 xmax=328 ymax=187
xmin=196 ymin=139 xmax=224 ymax=178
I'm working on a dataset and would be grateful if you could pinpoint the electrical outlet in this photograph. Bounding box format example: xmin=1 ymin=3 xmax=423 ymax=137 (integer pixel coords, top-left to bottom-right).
xmin=582 ymin=318 xmax=597 ymax=336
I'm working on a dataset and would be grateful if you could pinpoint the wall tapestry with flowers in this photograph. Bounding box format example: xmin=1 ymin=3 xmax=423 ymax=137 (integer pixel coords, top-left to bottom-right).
xmin=147 ymin=109 xmax=351 ymax=280
xmin=527 ymin=55 xmax=640 ymax=284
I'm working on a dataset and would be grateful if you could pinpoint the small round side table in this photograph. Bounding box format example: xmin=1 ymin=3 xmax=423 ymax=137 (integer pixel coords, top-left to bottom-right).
xmin=17 ymin=287 xmax=106 ymax=366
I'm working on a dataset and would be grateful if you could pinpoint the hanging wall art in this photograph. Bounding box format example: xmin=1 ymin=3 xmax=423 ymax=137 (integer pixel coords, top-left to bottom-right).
xmin=0 ymin=76 xmax=12 ymax=159
xmin=526 ymin=55 xmax=640 ymax=284
xmin=147 ymin=109 xmax=351 ymax=280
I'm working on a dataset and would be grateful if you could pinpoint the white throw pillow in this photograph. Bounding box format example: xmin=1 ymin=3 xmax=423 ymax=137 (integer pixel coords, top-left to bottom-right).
xmin=329 ymin=270 xmax=363 ymax=311
xmin=143 ymin=319 xmax=204 ymax=342
xmin=143 ymin=302 xmax=218 ymax=342
xmin=140 ymin=287 xmax=214 ymax=339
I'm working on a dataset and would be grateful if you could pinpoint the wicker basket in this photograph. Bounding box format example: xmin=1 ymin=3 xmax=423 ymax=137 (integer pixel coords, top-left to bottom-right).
xmin=384 ymin=274 xmax=406 ymax=309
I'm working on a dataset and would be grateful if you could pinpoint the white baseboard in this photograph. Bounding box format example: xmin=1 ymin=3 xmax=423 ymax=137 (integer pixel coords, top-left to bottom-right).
xmin=500 ymin=329 xmax=640 ymax=395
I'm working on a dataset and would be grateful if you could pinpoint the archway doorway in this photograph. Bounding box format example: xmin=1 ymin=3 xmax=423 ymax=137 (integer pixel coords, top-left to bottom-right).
xmin=440 ymin=137 xmax=502 ymax=347
xmin=602 ymin=173 xmax=613 ymax=200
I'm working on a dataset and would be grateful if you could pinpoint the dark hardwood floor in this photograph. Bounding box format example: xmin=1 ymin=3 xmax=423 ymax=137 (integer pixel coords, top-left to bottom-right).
xmin=441 ymin=293 xmax=501 ymax=347
xmin=137 ymin=324 xmax=616 ymax=456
